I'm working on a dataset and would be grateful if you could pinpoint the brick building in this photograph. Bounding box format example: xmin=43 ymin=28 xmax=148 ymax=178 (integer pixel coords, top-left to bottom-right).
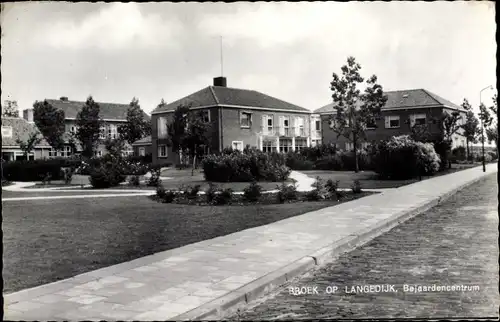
xmin=150 ymin=77 xmax=315 ymax=165
xmin=315 ymin=89 xmax=467 ymax=150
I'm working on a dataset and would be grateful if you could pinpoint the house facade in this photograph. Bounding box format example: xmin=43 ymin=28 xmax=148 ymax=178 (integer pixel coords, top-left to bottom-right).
xmin=315 ymin=89 xmax=467 ymax=150
xmin=23 ymin=97 xmax=150 ymax=158
xmin=1 ymin=116 xmax=52 ymax=161
xmin=150 ymin=77 xmax=314 ymax=165
xmin=132 ymin=136 xmax=153 ymax=157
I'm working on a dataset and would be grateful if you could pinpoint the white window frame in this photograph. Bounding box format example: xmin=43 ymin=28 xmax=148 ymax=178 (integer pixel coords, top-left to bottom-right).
xmin=295 ymin=117 xmax=305 ymax=137
xmin=295 ymin=138 xmax=307 ymax=152
xmin=262 ymin=115 xmax=274 ymax=135
xmin=315 ymin=120 xmax=321 ymax=132
xmin=1 ymin=126 xmax=13 ymax=138
xmin=345 ymin=142 xmax=354 ymax=151
xmin=232 ymin=141 xmax=244 ymax=151
xmin=157 ymin=116 xmax=168 ymax=138
xmin=99 ymin=125 xmax=106 ymax=140
xmin=139 ymin=147 xmax=146 ymax=156
xmin=385 ymin=115 xmax=400 ymax=129
xmin=158 ymin=145 xmax=168 ymax=158
xmin=262 ymin=139 xmax=277 ymax=153
xmin=202 ymin=110 xmax=210 ymax=123
xmin=280 ymin=116 xmax=290 ymax=136
xmin=279 ymin=138 xmax=292 ymax=153
xmin=365 ymin=117 xmax=377 ymax=129
xmin=411 ymin=113 xmax=427 ymax=127
xmin=240 ymin=112 xmax=252 ymax=128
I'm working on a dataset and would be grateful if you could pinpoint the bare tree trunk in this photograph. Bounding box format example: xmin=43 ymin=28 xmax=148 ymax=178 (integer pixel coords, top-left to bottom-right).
xmin=353 ymin=133 xmax=359 ymax=173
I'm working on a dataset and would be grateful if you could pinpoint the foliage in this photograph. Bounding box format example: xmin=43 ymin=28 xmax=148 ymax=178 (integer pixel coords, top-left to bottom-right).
xmin=202 ymin=148 xmax=290 ymax=182
xmin=461 ymin=99 xmax=480 ymax=160
xmin=276 ymin=182 xmax=298 ymax=203
xmin=156 ymin=185 xmax=177 ymax=203
xmin=146 ymin=169 xmax=161 ymax=187
xmin=451 ymin=146 xmax=467 ymax=162
xmin=312 ymin=150 xmax=371 ymax=171
xmin=76 ymin=96 xmax=103 ymax=158
xmin=298 ymin=144 xmax=338 ymax=161
xmin=62 ymin=167 xmax=75 ymax=185
xmin=33 ymin=100 xmax=66 ymax=150
xmin=88 ymin=157 xmax=127 ymax=189
xmin=370 ymin=135 xmax=441 ymax=179
xmin=351 ymin=180 xmax=362 ymax=194
xmin=2 ymin=158 xmax=80 ymax=182
xmin=328 ymin=56 xmax=388 ymax=172
xmin=118 ymin=97 xmax=150 ymax=145
xmin=128 ymin=175 xmax=140 ymax=186
xmin=306 ymin=177 xmax=329 ymax=201
xmin=16 ymin=131 xmax=42 ymax=158
xmin=182 ymin=185 xmax=202 ymax=200
xmin=205 ymin=183 xmax=218 ymax=204
xmin=2 ymin=100 xmax=19 ymax=117
xmin=285 ymin=152 xmax=315 ymax=170
xmin=243 ymin=181 xmax=263 ymax=202
xmin=41 ymin=172 xmax=52 ymax=185
xmin=205 ymin=186 xmax=233 ymax=205
xmin=325 ymin=179 xmax=339 ymax=195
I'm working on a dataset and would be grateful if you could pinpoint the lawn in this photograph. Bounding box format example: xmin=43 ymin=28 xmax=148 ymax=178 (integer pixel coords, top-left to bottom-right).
xmin=301 ymin=163 xmax=484 ymax=189
xmin=3 ymin=192 xmax=372 ymax=293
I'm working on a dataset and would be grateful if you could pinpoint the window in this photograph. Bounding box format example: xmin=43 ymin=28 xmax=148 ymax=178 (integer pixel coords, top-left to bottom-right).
xmin=70 ymin=126 xmax=76 ymax=134
xmin=202 ymin=110 xmax=210 ymax=123
xmin=1 ymin=126 xmax=12 ymax=138
xmin=279 ymin=138 xmax=292 ymax=153
xmin=262 ymin=115 xmax=274 ymax=135
xmin=99 ymin=125 xmax=106 ymax=139
xmin=157 ymin=116 xmax=168 ymax=138
xmin=315 ymin=120 xmax=321 ymax=131
xmin=411 ymin=114 xmax=426 ymax=126
xmin=158 ymin=145 xmax=168 ymax=157
xmin=366 ymin=117 xmax=376 ymax=129
xmin=295 ymin=138 xmax=307 ymax=152
xmin=139 ymin=147 xmax=146 ymax=156
xmin=232 ymin=141 xmax=244 ymax=151
xmin=93 ymin=150 xmax=103 ymax=157
xmin=49 ymin=146 xmax=72 ymax=158
xmin=108 ymin=124 xmax=118 ymax=139
xmin=295 ymin=117 xmax=305 ymax=136
xmin=385 ymin=115 xmax=400 ymax=129
xmin=345 ymin=142 xmax=354 ymax=151
xmin=311 ymin=139 xmax=322 ymax=147
xmin=280 ymin=116 xmax=291 ymax=136
xmin=240 ymin=112 xmax=252 ymax=128
xmin=262 ymin=139 xmax=277 ymax=153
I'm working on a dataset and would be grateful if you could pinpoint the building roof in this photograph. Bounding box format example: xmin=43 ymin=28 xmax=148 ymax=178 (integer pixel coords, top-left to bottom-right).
xmin=1 ymin=117 xmax=51 ymax=148
xmin=152 ymin=86 xmax=310 ymax=114
xmin=45 ymin=98 xmax=151 ymax=121
xmin=132 ymin=135 xmax=152 ymax=146
xmin=314 ymin=89 xmax=464 ymax=114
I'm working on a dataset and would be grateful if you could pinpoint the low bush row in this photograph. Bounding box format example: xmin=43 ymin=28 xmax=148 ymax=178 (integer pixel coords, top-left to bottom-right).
xmin=153 ymin=177 xmax=364 ymax=206
xmin=2 ymin=158 xmax=81 ymax=182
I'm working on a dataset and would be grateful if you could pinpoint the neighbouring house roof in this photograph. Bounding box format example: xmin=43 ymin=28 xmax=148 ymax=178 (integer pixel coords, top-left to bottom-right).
xmin=132 ymin=135 xmax=152 ymax=146
xmin=1 ymin=117 xmax=51 ymax=148
xmin=152 ymin=86 xmax=310 ymax=114
xmin=45 ymin=99 xmax=151 ymax=121
xmin=314 ymin=89 xmax=465 ymax=114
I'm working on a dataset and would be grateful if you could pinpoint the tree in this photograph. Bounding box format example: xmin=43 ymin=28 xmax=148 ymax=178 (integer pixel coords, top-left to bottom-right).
xmin=2 ymin=100 xmax=19 ymax=117
xmin=166 ymin=104 xmax=190 ymax=165
xmin=434 ymin=110 xmax=463 ymax=169
xmin=118 ymin=97 xmax=150 ymax=145
xmin=460 ymin=98 xmax=480 ymax=160
xmin=485 ymin=94 xmax=498 ymax=150
xmin=16 ymin=131 xmax=42 ymax=159
xmin=329 ymin=56 xmax=388 ymax=172
xmin=183 ymin=110 xmax=212 ymax=175
xmin=76 ymin=96 xmax=102 ymax=158
xmin=33 ymin=100 xmax=66 ymax=150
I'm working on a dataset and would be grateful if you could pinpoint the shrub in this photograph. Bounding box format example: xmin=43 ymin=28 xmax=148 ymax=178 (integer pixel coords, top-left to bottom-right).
xmin=451 ymin=146 xmax=466 ymax=162
xmin=351 ymin=180 xmax=362 ymax=194
xmin=370 ymin=135 xmax=441 ymax=180
xmin=202 ymin=148 xmax=290 ymax=182
xmin=325 ymin=179 xmax=339 ymax=196
xmin=314 ymin=154 xmax=343 ymax=171
xmin=183 ymin=185 xmax=202 ymax=200
xmin=475 ymin=153 xmax=493 ymax=163
xmin=156 ymin=185 xmax=176 ymax=203
xmin=62 ymin=167 xmax=74 ymax=184
xmin=285 ymin=152 xmax=315 ymax=170
xmin=212 ymin=188 xmax=233 ymax=205
xmin=128 ymin=175 xmax=140 ymax=186
xmin=2 ymin=158 xmax=81 ymax=182
xmin=205 ymin=183 xmax=218 ymax=204
xmin=40 ymin=172 xmax=52 ymax=185
xmin=305 ymin=189 xmax=321 ymax=201
xmin=243 ymin=181 xmax=263 ymax=202
xmin=487 ymin=150 xmax=498 ymax=161
xmin=276 ymin=182 xmax=298 ymax=203
xmin=89 ymin=164 xmax=126 ymax=189
xmin=146 ymin=169 xmax=161 ymax=187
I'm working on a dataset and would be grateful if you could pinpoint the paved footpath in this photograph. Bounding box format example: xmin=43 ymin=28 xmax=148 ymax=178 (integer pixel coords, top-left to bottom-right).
xmin=232 ymin=174 xmax=499 ymax=320
xmin=3 ymin=164 xmax=497 ymax=320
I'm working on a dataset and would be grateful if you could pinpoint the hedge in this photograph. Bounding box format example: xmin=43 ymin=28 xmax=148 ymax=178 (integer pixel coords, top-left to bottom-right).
xmin=2 ymin=158 xmax=81 ymax=182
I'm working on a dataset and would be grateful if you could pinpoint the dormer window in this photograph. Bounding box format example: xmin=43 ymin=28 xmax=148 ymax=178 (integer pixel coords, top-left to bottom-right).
xmin=1 ymin=126 xmax=13 ymax=138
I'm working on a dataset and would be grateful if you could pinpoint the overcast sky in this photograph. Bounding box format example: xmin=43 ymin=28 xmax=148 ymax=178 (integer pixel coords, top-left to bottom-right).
xmin=1 ymin=1 xmax=496 ymax=115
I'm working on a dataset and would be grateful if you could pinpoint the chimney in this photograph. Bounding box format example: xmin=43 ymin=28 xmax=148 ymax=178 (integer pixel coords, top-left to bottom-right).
xmin=213 ymin=77 xmax=227 ymax=87
xmin=23 ymin=109 xmax=34 ymax=123
xmin=60 ymin=96 xmax=68 ymax=101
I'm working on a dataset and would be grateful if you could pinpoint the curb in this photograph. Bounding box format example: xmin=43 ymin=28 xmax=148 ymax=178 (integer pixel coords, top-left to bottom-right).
xmin=173 ymin=170 xmax=495 ymax=321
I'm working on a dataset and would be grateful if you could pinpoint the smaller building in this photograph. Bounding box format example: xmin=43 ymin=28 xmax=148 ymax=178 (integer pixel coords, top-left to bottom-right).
xmin=132 ymin=135 xmax=152 ymax=157
xmin=1 ymin=117 xmax=52 ymax=161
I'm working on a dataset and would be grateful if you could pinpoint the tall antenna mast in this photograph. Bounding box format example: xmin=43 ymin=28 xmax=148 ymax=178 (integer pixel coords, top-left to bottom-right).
xmin=220 ymin=36 xmax=224 ymax=76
